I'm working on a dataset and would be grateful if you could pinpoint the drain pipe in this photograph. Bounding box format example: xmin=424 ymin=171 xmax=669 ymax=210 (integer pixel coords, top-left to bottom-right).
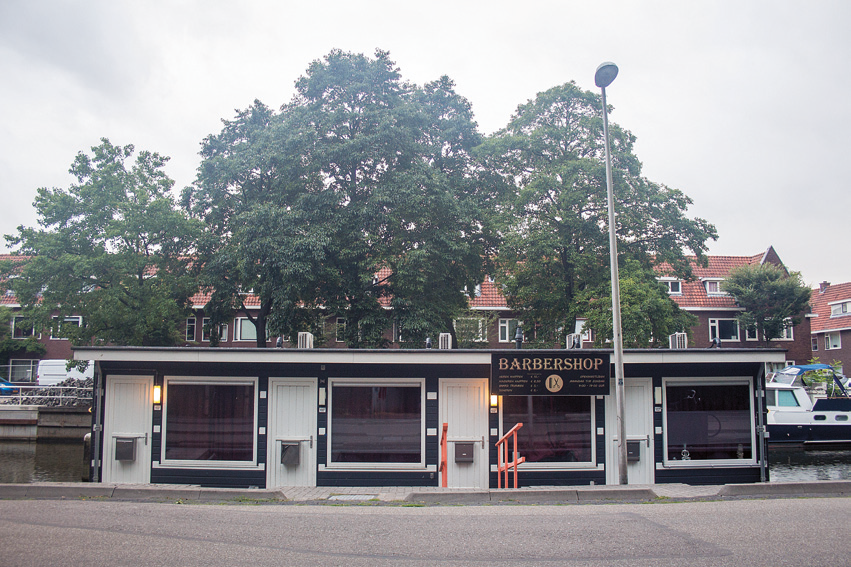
xmin=91 ymin=362 xmax=103 ymax=483
xmin=756 ymin=364 xmax=767 ymax=482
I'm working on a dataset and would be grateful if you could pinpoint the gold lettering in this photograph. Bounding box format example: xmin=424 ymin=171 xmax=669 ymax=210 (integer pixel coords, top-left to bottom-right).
xmin=499 ymin=358 xmax=509 ymax=370
xmin=522 ymin=359 xmax=531 ymax=371
xmin=510 ymin=359 xmax=521 ymax=371
xmin=533 ymin=358 xmax=542 ymax=370
xmin=543 ymin=358 xmax=552 ymax=370
xmin=553 ymin=358 xmax=563 ymax=370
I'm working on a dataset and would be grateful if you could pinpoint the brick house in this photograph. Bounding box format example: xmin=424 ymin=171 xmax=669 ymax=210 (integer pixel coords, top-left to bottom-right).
xmin=809 ymin=281 xmax=851 ymax=374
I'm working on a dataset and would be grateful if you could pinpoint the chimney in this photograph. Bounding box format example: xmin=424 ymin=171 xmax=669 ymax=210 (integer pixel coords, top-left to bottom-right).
xmin=819 ymin=281 xmax=830 ymax=293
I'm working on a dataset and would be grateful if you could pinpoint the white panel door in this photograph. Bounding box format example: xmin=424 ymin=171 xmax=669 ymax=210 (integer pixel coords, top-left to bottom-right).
xmin=267 ymin=378 xmax=317 ymax=487
xmin=103 ymin=375 xmax=153 ymax=484
xmin=606 ymin=377 xmax=654 ymax=485
xmin=439 ymin=378 xmax=489 ymax=489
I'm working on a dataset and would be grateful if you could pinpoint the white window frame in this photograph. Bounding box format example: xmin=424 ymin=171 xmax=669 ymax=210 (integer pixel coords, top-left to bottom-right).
xmin=8 ymin=359 xmax=39 ymax=382
xmin=703 ymin=279 xmax=725 ymax=295
xmin=658 ymin=278 xmax=682 ymax=295
xmin=709 ymin=318 xmax=740 ymax=342
xmin=201 ymin=318 xmax=228 ymax=342
xmin=830 ymin=301 xmax=850 ymax=317
xmin=185 ymin=317 xmax=197 ymax=342
xmin=157 ymin=376 xmax=260 ymax=470
xmin=498 ymin=318 xmax=521 ymax=343
xmin=454 ymin=317 xmax=487 ymax=342
xmin=234 ymin=317 xmax=257 ymax=342
xmin=50 ymin=316 xmax=82 ymax=340
xmin=825 ymin=331 xmax=841 ymax=350
xmin=498 ymin=396 xmax=597 ymax=470
xmin=325 ymin=378 xmax=426 ymax=471
xmin=662 ymin=377 xmax=757 ymax=468
xmin=11 ymin=316 xmax=37 ymax=339
xmin=335 ymin=317 xmax=346 ymax=343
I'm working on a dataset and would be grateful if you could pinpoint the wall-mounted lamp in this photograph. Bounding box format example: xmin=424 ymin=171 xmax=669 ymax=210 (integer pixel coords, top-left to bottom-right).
xmin=153 ymin=385 xmax=162 ymax=404
xmin=490 ymin=394 xmax=499 ymax=407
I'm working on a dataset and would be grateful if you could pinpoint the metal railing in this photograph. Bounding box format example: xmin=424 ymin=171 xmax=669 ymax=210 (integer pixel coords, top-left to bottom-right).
xmin=0 ymin=384 xmax=93 ymax=407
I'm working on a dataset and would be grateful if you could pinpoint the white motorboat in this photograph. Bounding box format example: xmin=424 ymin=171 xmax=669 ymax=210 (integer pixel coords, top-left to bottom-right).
xmin=766 ymin=364 xmax=851 ymax=445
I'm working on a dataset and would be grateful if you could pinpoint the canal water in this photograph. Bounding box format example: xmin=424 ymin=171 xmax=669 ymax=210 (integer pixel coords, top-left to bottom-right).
xmin=1 ymin=440 xmax=850 ymax=484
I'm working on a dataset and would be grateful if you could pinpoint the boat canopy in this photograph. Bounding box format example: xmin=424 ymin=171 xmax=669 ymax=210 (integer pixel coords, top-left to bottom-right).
xmin=776 ymin=364 xmax=848 ymax=397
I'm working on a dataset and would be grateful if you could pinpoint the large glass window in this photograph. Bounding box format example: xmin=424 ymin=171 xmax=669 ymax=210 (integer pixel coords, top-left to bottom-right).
xmin=709 ymin=318 xmax=739 ymax=342
xmin=164 ymin=381 xmax=256 ymax=463
xmin=498 ymin=319 xmax=521 ymax=343
xmin=664 ymin=381 xmax=753 ymax=463
xmin=330 ymin=382 xmax=423 ymax=465
xmin=12 ymin=316 xmax=35 ymax=339
xmin=502 ymin=396 xmax=593 ymax=463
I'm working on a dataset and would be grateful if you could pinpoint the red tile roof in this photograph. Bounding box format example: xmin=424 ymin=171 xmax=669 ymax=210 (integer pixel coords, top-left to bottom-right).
xmin=810 ymin=282 xmax=851 ymax=333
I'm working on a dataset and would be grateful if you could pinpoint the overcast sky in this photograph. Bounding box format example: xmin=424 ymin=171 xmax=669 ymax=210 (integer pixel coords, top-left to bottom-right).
xmin=2 ymin=1 xmax=849 ymax=286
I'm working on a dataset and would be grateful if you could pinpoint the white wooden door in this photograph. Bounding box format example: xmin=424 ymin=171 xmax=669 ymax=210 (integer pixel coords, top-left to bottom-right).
xmin=606 ymin=377 xmax=654 ymax=484
xmin=267 ymin=378 xmax=317 ymax=487
xmin=102 ymin=375 xmax=153 ymax=484
xmin=439 ymin=378 xmax=489 ymax=489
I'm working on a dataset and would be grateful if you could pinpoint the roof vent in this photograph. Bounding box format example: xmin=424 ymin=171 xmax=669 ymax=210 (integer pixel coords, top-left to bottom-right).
xmin=438 ymin=333 xmax=453 ymax=349
xmin=297 ymin=332 xmax=314 ymax=349
xmin=819 ymin=281 xmax=831 ymax=293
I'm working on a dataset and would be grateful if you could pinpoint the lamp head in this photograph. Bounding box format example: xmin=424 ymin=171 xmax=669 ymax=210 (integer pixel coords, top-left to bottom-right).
xmin=594 ymin=62 xmax=619 ymax=88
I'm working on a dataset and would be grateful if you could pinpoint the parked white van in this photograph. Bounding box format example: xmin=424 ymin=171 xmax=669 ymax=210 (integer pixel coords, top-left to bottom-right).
xmin=36 ymin=360 xmax=94 ymax=386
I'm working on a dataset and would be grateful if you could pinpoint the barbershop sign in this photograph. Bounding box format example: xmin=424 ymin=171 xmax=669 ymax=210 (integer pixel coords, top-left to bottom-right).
xmin=491 ymin=352 xmax=610 ymax=396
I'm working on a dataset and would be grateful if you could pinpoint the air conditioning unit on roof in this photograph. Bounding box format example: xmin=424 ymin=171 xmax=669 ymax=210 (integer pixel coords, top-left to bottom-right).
xmin=438 ymin=333 xmax=453 ymax=349
xmin=297 ymin=332 xmax=314 ymax=349
xmin=669 ymin=332 xmax=688 ymax=349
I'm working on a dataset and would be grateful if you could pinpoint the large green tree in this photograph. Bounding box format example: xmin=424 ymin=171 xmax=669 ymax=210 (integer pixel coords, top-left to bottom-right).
xmin=722 ymin=263 xmax=811 ymax=345
xmin=3 ymin=139 xmax=200 ymax=346
xmin=183 ymin=101 xmax=331 ymax=347
xmin=188 ymin=50 xmax=495 ymax=348
xmin=477 ymin=82 xmax=717 ymax=346
xmin=577 ymin=260 xmax=697 ymax=348
xmin=0 ymin=306 xmax=45 ymax=369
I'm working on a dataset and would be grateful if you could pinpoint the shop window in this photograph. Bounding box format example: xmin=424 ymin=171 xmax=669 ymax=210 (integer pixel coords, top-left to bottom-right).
xmin=664 ymin=381 xmax=754 ymax=463
xmin=329 ymin=381 xmax=423 ymax=466
xmin=501 ymin=396 xmax=593 ymax=464
xmin=163 ymin=379 xmax=256 ymax=463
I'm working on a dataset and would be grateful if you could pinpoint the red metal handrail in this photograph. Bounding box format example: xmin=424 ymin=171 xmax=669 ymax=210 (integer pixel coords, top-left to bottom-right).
xmin=438 ymin=422 xmax=449 ymax=488
xmin=496 ymin=422 xmax=525 ymax=489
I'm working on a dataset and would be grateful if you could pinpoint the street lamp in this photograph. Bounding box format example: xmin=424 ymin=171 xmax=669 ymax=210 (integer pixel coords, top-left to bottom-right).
xmin=595 ymin=61 xmax=628 ymax=485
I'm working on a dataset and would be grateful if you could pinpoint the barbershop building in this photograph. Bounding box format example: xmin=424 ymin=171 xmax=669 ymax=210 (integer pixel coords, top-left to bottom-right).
xmin=76 ymin=346 xmax=784 ymax=488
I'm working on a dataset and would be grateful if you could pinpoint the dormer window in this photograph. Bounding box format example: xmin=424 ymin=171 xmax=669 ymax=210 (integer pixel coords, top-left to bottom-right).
xmin=830 ymin=301 xmax=850 ymax=317
xmin=657 ymin=278 xmax=681 ymax=295
xmin=704 ymin=279 xmax=724 ymax=295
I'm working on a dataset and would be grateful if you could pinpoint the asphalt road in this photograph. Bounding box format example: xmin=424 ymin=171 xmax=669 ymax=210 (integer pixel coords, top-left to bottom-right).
xmin=0 ymin=498 xmax=847 ymax=566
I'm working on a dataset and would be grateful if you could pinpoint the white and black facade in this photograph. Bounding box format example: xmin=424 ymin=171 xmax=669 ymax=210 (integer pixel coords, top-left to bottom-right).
xmin=77 ymin=347 xmax=785 ymax=488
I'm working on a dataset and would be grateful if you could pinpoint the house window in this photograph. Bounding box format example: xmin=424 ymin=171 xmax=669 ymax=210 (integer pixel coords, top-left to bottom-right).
xmin=664 ymin=380 xmax=754 ymax=464
xmin=498 ymin=319 xmax=521 ymax=343
xmin=12 ymin=316 xmax=35 ymax=339
xmin=660 ymin=280 xmax=681 ymax=294
xmin=328 ymin=380 xmax=424 ymax=466
xmin=9 ymin=359 xmax=38 ymax=382
xmin=825 ymin=332 xmax=841 ymax=350
xmin=335 ymin=318 xmax=346 ymax=342
xmin=704 ymin=280 xmax=724 ymax=294
xmin=234 ymin=318 xmax=257 ymax=341
xmin=201 ymin=318 xmax=228 ymax=342
xmin=811 ymin=337 xmax=818 ymax=351
xmin=394 ymin=320 xmax=404 ymax=343
xmin=709 ymin=318 xmax=739 ymax=342
xmin=501 ymin=396 xmax=593 ymax=465
xmin=454 ymin=317 xmax=486 ymax=342
xmin=162 ymin=379 xmax=257 ymax=464
xmin=830 ymin=301 xmax=850 ymax=316
xmin=185 ymin=318 xmax=197 ymax=342
xmin=50 ymin=316 xmax=82 ymax=340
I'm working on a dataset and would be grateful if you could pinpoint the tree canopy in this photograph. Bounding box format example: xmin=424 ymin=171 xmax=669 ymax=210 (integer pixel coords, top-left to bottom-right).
xmin=185 ymin=50 xmax=495 ymax=347
xmin=722 ymin=263 xmax=811 ymax=344
xmin=4 ymin=139 xmax=200 ymax=346
xmin=477 ymin=81 xmax=717 ymax=346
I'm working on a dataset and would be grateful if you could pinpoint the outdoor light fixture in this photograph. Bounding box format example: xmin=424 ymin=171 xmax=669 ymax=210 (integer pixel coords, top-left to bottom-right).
xmin=153 ymin=385 xmax=162 ymax=404
xmin=595 ymin=61 xmax=629 ymax=485
xmin=490 ymin=394 xmax=499 ymax=407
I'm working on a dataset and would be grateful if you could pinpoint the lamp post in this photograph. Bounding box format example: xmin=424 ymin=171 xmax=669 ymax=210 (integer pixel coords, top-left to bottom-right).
xmin=595 ymin=61 xmax=628 ymax=485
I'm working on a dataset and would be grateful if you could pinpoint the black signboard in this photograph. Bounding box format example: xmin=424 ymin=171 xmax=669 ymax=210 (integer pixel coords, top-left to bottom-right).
xmin=491 ymin=352 xmax=610 ymax=396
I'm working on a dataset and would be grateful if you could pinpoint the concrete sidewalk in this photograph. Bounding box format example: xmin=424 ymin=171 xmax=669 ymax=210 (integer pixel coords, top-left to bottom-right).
xmin=1 ymin=480 xmax=850 ymax=504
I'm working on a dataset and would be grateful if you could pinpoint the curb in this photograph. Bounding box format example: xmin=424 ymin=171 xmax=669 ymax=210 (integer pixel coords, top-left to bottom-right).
xmin=718 ymin=480 xmax=851 ymax=498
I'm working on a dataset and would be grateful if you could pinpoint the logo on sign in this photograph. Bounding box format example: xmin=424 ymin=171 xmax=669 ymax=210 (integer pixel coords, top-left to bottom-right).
xmin=545 ymin=374 xmax=563 ymax=393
